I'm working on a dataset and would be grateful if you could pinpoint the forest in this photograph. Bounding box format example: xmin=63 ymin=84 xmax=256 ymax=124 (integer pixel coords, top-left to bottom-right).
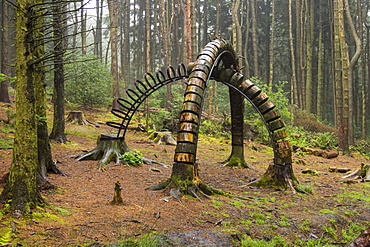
xmin=0 ymin=0 xmax=370 ymax=246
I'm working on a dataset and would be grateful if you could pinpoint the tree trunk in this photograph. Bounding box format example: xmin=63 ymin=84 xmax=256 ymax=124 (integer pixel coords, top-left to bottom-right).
xmin=289 ymin=0 xmax=298 ymax=106
xmin=0 ymin=0 xmax=10 ymax=103
xmin=268 ymin=0 xmax=275 ymax=86
xmin=251 ymin=0 xmax=259 ymax=77
xmin=344 ymin=0 xmax=362 ymax=146
xmin=1 ymin=0 xmax=44 ymax=213
xmin=159 ymin=0 xmax=172 ymax=109
xmin=123 ymin=0 xmax=130 ymax=92
xmin=49 ymin=2 xmax=67 ymax=144
xmin=108 ymin=0 xmax=120 ymax=109
xmin=338 ymin=0 xmax=350 ymax=155
xmin=81 ymin=1 xmax=86 ymax=55
xmin=243 ymin=0 xmax=251 ymax=78
xmin=317 ymin=4 xmax=324 ymax=120
xmin=305 ymin=1 xmax=314 ymax=113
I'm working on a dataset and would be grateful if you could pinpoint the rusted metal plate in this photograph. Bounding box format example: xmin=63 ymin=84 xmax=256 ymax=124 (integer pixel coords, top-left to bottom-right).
xmin=259 ymin=101 xmax=276 ymax=114
xmin=184 ymin=93 xmax=202 ymax=105
xmin=177 ymin=132 xmax=195 ymax=143
xmin=269 ymin=119 xmax=285 ymax=131
xmin=179 ymin=112 xmax=199 ymax=123
xmin=181 ymin=102 xmax=201 ymax=113
xmin=179 ymin=122 xmax=199 ymax=133
xmin=189 ymin=71 xmax=208 ymax=83
xmin=192 ymin=64 xmax=210 ymax=75
xmin=188 ymin=78 xmax=206 ymax=89
xmin=272 ymin=129 xmax=287 ymax=141
xmin=239 ymin=79 xmax=254 ymax=90
xmin=195 ymin=59 xmax=212 ymax=71
xmin=263 ymin=109 xmax=281 ymax=123
xmin=217 ymin=69 xmax=235 ymax=83
xmin=277 ymin=140 xmax=292 ymax=156
xmin=199 ymin=50 xmax=217 ymax=60
xmin=174 ymin=153 xmax=195 ymax=164
xmin=186 ymin=85 xmax=204 ymax=96
xmin=252 ymin=93 xmax=269 ymax=106
xmin=175 ymin=142 xmax=196 ymax=153
xmin=229 ymin=72 xmax=244 ymax=87
xmin=197 ymin=54 xmax=214 ymax=64
xmin=244 ymin=85 xmax=261 ymax=100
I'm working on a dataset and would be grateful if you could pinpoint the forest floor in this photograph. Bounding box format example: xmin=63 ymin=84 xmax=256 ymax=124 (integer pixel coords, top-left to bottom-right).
xmin=0 ymin=103 xmax=370 ymax=246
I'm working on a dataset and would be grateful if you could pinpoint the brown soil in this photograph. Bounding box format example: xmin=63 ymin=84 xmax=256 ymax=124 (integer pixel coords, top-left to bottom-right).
xmin=1 ymin=105 xmax=370 ymax=246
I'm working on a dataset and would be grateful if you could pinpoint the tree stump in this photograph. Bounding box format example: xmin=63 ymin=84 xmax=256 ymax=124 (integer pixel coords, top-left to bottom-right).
xmin=66 ymin=111 xmax=98 ymax=126
xmin=74 ymin=134 xmax=129 ymax=167
xmin=148 ymin=131 xmax=177 ymax=145
xmin=110 ymin=181 xmax=124 ymax=205
xmin=74 ymin=133 xmax=169 ymax=168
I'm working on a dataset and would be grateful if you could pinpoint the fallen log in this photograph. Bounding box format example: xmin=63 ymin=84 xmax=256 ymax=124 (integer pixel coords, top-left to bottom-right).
xmin=329 ymin=167 xmax=351 ymax=173
xmin=342 ymin=163 xmax=370 ymax=182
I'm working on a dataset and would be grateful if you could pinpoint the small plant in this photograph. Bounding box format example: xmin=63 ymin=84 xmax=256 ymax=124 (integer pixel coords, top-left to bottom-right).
xmin=119 ymin=151 xmax=143 ymax=166
xmin=311 ymin=132 xmax=338 ymax=150
xmin=296 ymin=183 xmax=314 ymax=194
xmin=0 ymin=229 xmax=12 ymax=246
xmin=211 ymin=200 xmax=223 ymax=210
xmin=279 ymin=216 xmax=291 ymax=227
xmin=298 ymin=219 xmax=311 ymax=232
xmin=322 ymin=225 xmax=337 ymax=239
xmin=241 ymin=235 xmax=288 ymax=247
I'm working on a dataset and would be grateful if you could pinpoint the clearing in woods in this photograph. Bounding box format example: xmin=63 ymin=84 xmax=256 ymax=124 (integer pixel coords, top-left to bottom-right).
xmin=0 ymin=106 xmax=369 ymax=246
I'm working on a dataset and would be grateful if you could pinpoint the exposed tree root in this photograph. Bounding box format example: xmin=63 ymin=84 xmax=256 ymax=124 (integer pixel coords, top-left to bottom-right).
xmin=222 ymin=155 xmax=254 ymax=169
xmin=146 ymin=174 xmax=230 ymax=202
xmin=247 ymin=164 xmax=300 ymax=194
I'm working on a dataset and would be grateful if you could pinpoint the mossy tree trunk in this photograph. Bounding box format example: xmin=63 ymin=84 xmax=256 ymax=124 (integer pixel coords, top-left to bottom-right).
xmin=0 ymin=0 xmax=45 ymax=213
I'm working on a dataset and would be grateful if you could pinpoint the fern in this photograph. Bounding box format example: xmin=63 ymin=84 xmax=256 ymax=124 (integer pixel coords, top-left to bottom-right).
xmin=0 ymin=229 xmax=12 ymax=245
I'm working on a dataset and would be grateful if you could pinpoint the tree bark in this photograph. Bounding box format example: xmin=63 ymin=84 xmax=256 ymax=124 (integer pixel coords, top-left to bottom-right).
xmin=305 ymin=1 xmax=314 ymax=113
xmin=108 ymin=0 xmax=120 ymax=109
xmin=344 ymin=0 xmax=362 ymax=146
xmin=251 ymin=0 xmax=259 ymax=77
xmin=289 ymin=0 xmax=298 ymax=107
xmin=1 ymin=0 xmax=45 ymax=213
xmin=268 ymin=0 xmax=275 ymax=86
xmin=49 ymin=2 xmax=67 ymax=144
xmin=0 ymin=0 xmax=10 ymax=103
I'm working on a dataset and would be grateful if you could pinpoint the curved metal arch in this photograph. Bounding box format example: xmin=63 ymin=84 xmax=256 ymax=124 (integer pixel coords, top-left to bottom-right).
xmin=174 ymin=38 xmax=290 ymax=165
xmin=106 ymin=63 xmax=188 ymax=138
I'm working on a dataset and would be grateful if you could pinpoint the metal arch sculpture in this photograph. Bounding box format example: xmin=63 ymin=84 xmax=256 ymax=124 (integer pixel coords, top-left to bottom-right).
xmin=106 ymin=63 xmax=188 ymax=138
xmin=148 ymin=38 xmax=299 ymax=196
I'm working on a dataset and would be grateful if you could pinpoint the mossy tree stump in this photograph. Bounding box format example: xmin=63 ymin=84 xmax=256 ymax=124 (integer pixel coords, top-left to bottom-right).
xmin=66 ymin=111 xmax=96 ymax=126
xmin=148 ymin=131 xmax=177 ymax=145
xmin=252 ymin=141 xmax=299 ymax=192
xmin=75 ymin=134 xmax=129 ymax=167
xmin=75 ymin=133 xmax=168 ymax=168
